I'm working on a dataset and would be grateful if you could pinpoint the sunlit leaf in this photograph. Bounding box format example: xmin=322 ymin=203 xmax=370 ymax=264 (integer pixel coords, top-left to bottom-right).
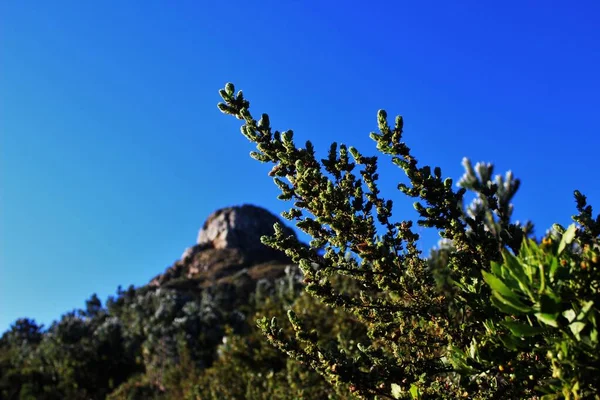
xmin=391 ymin=383 xmax=402 ymax=399
xmin=410 ymin=384 xmax=421 ymax=399
xmin=558 ymin=224 xmax=576 ymax=254
xmin=570 ymin=321 xmax=586 ymax=339
xmin=482 ymin=270 xmax=521 ymax=301
xmin=535 ymin=313 xmax=559 ymax=328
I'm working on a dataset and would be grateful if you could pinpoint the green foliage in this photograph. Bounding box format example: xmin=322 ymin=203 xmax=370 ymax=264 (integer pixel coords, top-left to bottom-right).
xmin=218 ymin=82 xmax=599 ymax=399
xmin=193 ymin=285 xmax=358 ymax=399
xmin=451 ymin=224 xmax=599 ymax=398
xmin=0 ymin=296 xmax=143 ymax=400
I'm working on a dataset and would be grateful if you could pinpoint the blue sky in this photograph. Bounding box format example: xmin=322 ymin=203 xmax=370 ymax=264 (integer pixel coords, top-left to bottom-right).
xmin=1 ymin=1 xmax=599 ymax=333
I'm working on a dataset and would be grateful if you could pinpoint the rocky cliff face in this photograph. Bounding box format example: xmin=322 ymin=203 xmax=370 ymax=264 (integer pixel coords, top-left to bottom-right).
xmin=149 ymin=204 xmax=297 ymax=289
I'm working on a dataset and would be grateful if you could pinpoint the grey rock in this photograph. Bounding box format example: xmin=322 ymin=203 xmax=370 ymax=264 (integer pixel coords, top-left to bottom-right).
xmin=152 ymin=204 xmax=297 ymax=289
xmin=197 ymin=204 xmax=296 ymax=260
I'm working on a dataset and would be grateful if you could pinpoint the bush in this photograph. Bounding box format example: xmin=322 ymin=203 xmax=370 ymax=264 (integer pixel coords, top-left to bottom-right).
xmin=218 ymin=83 xmax=599 ymax=399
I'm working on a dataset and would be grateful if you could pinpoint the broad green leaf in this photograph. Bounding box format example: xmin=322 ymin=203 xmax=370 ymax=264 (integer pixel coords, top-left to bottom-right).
xmin=447 ymin=347 xmax=477 ymax=374
xmin=502 ymin=321 xmax=545 ymax=337
xmin=535 ymin=313 xmax=559 ymax=328
xmin=499 ymin=332 xmax=521 ymax=350
xmin=558 ymin=224 xmax=576 ymax=255
xmin=563 ymin=309 xmax=576 ymax=323
xmin=519 ymin=238 xmax=533 ymax=259
xmin=482 ymin=270 xmax=521 ymax=301
xmin=492 ymin=291 xmax=532 ymax=313
xmin=502 ymin=252 xmax=535 ymax=298
xmin=491 ymin=294 xmax=529 ymax=315
xmin=490 ymin=261 xmax=502 ymax=277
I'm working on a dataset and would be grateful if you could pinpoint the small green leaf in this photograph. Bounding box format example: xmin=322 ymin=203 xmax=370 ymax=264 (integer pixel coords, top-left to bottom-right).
xmin=576 ymin=301 xmax=594 ymax=321
xmin=410 ymin=384 xmax=421 ymax=399
xmin=570 ymin=321 xmax=586 ymax=338
xmin=558 ymin=224 xmax=576 ymax=254
xmin=483 ymin=320 xmax=498 ymax=334
xmin=391 ymin=383 xmax=402 ymax=399
xmin=590 ymin=328 xmax=598 ymax=344
xmin=563 ymin=309 xmax=576 ymax=323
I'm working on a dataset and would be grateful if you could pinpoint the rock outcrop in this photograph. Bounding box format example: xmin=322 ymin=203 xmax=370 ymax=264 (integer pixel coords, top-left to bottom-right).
xmin=150 ymin=204 xmax=297 ymax=288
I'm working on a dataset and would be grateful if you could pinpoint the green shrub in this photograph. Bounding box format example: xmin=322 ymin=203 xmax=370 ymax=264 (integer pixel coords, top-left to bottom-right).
xmin=218 ymin=83 xmax=599 ymax=399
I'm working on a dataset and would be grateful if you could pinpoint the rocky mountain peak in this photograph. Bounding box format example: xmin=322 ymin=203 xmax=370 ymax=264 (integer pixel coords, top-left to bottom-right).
xmin=197 ymin=204 xmax=294 ymax=252
xmin=151 ymin=204 xmax=297 ymax=288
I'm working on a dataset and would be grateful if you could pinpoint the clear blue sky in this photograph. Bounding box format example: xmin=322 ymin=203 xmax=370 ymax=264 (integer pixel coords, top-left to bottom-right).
xmin=1 ymin=1 xmax=599 ymax=333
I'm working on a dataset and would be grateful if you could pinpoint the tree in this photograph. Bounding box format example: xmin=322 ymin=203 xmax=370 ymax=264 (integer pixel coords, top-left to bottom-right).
xmin=218 ymin=83 xmax=599 ymax=399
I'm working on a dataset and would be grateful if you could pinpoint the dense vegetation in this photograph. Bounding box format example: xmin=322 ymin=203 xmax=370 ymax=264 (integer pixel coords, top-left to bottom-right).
xmin=2 ymin=83 xmax=598 ymax=399
xmin=1 ymin=267 xmax=348 ymax=399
